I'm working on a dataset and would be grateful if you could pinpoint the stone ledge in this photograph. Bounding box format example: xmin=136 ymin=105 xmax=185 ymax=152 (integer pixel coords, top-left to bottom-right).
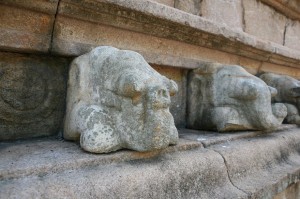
xmin=1 ymin=0 xmax=300 ymax=72
xmin=52 ymin=0 xmax=300 ymax=69
xmin=0 ymin=136 xmax=201 ymax=180
xmin=1 ymin=125 xmax=300 ymax=198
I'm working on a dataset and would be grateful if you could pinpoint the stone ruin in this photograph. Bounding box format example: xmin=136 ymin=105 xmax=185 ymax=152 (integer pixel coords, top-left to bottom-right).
xmin=260 ymin=73 xmax=300 ymax=125
xmin=64 ymin=46 xmax=179 ymax=153
xmin=187 ymin=63 xmax=287 ymax=132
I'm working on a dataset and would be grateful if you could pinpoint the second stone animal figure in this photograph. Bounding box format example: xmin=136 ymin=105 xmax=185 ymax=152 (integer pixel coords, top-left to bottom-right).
xmin=187 ymin=63 xmax=287 ymax=132
xmin=260 ymin=73 xmax=300 ymax=125
xmin=64 ymin=46 xmax=178 ymax=153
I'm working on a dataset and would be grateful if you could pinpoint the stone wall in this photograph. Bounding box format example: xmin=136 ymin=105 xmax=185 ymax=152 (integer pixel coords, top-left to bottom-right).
xmin=1 ymin=1 xmax=300 ymax=197
xmin=153 ymin=0 xmax=300 ymax=51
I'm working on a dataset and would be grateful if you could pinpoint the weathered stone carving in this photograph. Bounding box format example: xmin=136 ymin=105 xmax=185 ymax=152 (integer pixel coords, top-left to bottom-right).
xmin=260 ymin=73 xmax=300 ymax=125
xmin=0 ymin=52 xmax=67 ymax=140
xmin=64 ymin=46 xmax=179 ymax=153
xmin=187 ymin=63 xmax=287 ymax=132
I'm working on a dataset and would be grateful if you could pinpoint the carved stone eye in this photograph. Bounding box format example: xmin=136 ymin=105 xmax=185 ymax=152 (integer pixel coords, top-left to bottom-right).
xmin=289 ymin=87 xmax=300 ymax=98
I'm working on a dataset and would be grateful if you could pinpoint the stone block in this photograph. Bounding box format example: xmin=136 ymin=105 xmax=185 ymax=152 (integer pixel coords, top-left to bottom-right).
xmin=0 ymin=1 xmax=58 ymax=53
xmin=150 ymin=0 xmax=174 ymax=7
xmin=64 ymin=46 xmax=179 ymax=153
xmin=285 ymin=20 xmax=300 ymax=51
xmin=0 ymin=52 xmax=68 ymax=140
xmin=201 ymin=0 xmax=243 ymax=31
xmin=260 ymin=0 xmax=300 ymax=21
xmin=260 ymin=73 xmax=300 ymax=125
xmin=174 ymin=0 xmax=201 ymax=15
xmin=243 ymin=0 xmax=287 ymax=44
xmin=152 ymin=65 xmax=187 ymax=127
xmin=187 ymin=63 xmax=287 ymax=132
xmin=52 ymin=0 xmax=300 ymax=70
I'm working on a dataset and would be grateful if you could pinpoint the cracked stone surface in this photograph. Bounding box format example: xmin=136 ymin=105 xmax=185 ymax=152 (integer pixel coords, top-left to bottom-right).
xmin=64 ymin=46 xmax=179 ymax=153
xmin=187 ymin=63 xmax=287 ymax=132
xmin=260 ymin=73 xmax=300 ymax=125
xmin=1 ymin=125 xmax=300 ymax=198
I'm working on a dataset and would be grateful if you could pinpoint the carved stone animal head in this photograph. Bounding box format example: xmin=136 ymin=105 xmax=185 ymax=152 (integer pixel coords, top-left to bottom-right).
xmin=64 ymin=46 xmax=178 ymax=153
xmin=187 ymin=63 xmax=287 ymax=132
xmin=260 ymin=73 xmax=300 ymax=105
xmin=260 ymin=73 xmax=300 ymax=124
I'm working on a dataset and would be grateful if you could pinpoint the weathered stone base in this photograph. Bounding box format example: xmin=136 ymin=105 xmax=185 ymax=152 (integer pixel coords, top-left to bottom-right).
xmin=1 ymin=125 xmax=300 ymax=198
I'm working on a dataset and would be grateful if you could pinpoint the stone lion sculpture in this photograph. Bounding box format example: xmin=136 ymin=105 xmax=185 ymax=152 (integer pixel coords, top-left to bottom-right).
xmin=187 ymin=63 xmax=287 ymax=132
xmin=64 ymin=46 xmax=178 ymax=153
xmin=260 ymin=73 xmax=300 ymax=125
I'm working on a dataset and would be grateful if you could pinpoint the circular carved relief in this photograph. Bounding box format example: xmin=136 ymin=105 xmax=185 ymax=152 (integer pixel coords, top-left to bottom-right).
xmin=0 ymin=67 xmax=46 ymax=111
xmin=0 ymin=62 xmax=62 ymax=124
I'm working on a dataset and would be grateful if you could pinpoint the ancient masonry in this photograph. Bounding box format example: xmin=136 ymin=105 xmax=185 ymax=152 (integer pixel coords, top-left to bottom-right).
xmin=1 ymin=0 xmax=300 ymax=198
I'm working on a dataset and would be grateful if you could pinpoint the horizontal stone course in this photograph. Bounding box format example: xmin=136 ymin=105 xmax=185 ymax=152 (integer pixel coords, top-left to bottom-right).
xmin=0 ymin=52 xmax=68 ymax=140
xmin=0 ymin=1 xmax=58 ymax=53
xmin=201 ymin=0 xmax=243 ymax=31
xmin=1 ymin=0 xmax=300 ymax=72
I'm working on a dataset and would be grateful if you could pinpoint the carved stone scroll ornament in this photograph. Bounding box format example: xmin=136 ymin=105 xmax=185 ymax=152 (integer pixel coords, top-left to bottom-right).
xmin=64 ymin=46 xmax=178 ymax=153
xmin=260 ymin=73 xmax=300 ymax=125
xmin=187 ymin=63 xmax=287 ymax=132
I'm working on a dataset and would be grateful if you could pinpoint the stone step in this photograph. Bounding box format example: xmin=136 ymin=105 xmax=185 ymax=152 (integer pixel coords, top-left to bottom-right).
xmin=1 ymin=125 xmax=300 ymax=198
